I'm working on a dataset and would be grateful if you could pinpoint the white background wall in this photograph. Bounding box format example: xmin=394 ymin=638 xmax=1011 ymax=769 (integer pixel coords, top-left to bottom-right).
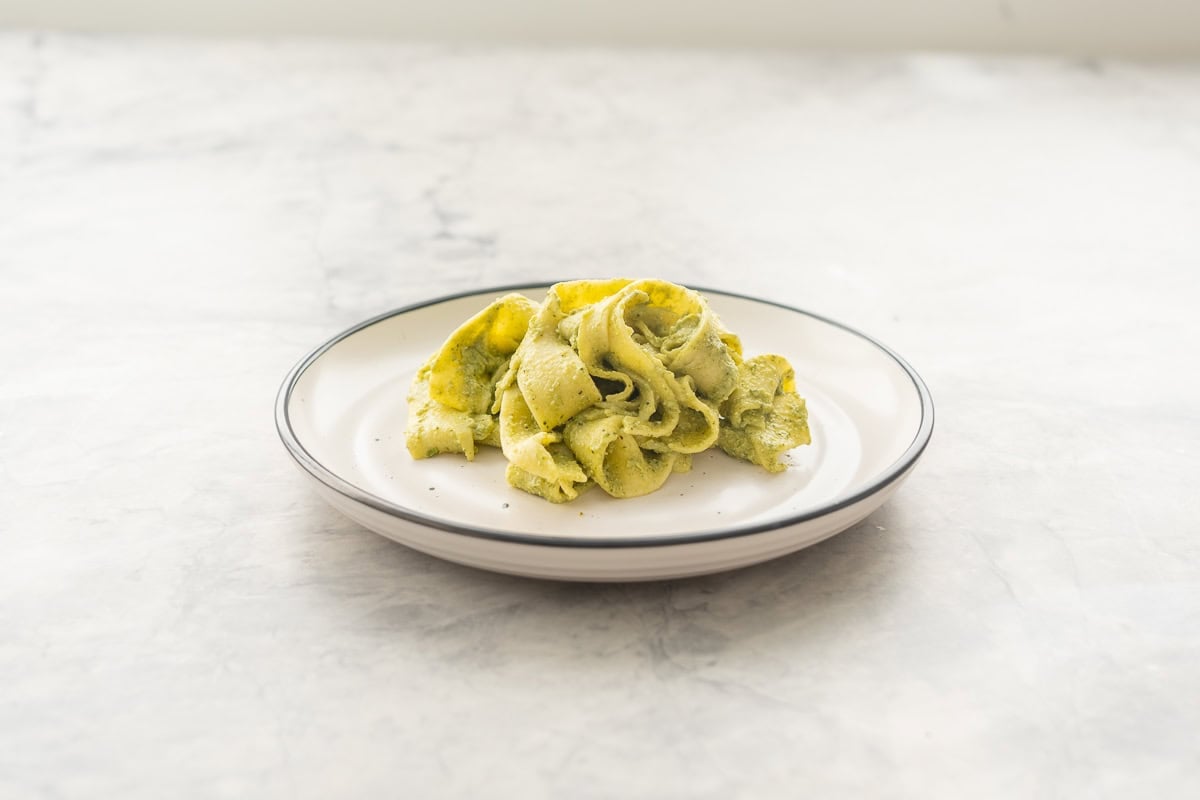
xmin=2 ymin=0 xmax=1199 ymax=56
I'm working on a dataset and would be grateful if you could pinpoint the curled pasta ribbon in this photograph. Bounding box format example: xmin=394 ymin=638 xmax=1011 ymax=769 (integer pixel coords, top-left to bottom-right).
xmin=499 ymin=288 xmax=604 ymax=432
xmin=574 ymin=280 xmax=735 ymax=455
xmin=499 ymin=385 xmax=588 ymax=503
xmin=428 ymin=293 xmax=537 ymax=413
xmin=717 ymin=355 xmax=812 ymax=473
xmin=405 ymin=358 xmax=500 ymax=461
xmin=564 ymin=411 xmax=691 ymax=499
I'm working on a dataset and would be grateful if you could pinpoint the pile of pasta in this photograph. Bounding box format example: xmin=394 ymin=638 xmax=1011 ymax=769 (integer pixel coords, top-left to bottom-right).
xmin=405 ymin=279 xmax=811 ymax=503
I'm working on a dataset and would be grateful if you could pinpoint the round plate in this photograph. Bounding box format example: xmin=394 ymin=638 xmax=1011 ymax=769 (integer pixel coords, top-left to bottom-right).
xmin=275 ymin=284 xmax=934 ymax=581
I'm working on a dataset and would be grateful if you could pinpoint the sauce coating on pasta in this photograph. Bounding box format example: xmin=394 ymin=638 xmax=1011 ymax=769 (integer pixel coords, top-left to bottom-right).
xmin=405 ymin=280 xmax=811 ymax=503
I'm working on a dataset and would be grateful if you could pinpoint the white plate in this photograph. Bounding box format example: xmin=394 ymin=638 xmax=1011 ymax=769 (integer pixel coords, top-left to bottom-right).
xmin=276 ymin=284 xmax=934 ymax=581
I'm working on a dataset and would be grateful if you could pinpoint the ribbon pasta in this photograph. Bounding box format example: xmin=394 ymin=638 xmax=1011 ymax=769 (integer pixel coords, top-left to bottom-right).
xmin=405 ymin=280 xmax=811 ymax=503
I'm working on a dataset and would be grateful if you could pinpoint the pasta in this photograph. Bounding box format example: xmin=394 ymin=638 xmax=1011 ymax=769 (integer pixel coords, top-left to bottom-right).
xmin=405 ymin=280 xmax=812 ymax=503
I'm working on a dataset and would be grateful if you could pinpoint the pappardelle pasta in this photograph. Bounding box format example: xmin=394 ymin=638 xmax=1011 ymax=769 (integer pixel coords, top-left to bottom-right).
xmin=405 ymin=280 xmax=811 ymax=503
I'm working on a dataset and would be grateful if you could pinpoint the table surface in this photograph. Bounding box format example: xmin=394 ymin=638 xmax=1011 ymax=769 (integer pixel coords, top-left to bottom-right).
xmin=2 ymin=32 xmax=1198 ymax=799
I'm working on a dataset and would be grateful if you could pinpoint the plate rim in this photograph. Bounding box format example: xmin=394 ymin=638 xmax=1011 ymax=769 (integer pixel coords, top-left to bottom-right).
xmin=275 ymin=282 xmax=935 ymax=549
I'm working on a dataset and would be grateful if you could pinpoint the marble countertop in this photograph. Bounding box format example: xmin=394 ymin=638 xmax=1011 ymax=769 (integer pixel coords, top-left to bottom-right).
xmin=2 ymin=32 xmax=1198 ymax=798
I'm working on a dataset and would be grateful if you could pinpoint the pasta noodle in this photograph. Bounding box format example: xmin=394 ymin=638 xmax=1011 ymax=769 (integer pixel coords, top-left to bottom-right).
xmin=405 ymin=280 xmax=811 ymax=502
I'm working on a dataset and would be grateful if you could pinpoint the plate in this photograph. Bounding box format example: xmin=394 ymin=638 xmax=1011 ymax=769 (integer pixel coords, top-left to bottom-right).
xmin=275 ymin=284 xmax=934 ymax=581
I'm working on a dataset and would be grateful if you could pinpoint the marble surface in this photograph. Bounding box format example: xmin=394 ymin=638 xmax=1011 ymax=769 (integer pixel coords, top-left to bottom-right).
xmin=2 ymin=32 xmax=1199 ymax=798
